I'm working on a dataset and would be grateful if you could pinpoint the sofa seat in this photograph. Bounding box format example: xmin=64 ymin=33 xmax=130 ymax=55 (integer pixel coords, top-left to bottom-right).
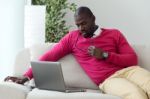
xmin=0 ymin=82 xmax=31 ymax=99
xmin=26 ymin=88 xmax=121 ymax=99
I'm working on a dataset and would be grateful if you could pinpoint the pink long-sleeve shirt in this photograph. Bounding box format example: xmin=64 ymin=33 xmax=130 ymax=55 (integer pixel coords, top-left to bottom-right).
xmin=24 ymin=28 xmax=138 ymax=85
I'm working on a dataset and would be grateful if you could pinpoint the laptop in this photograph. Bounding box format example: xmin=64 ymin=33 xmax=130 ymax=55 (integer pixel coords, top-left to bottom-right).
xmin=31 ymin=61 xmax=85 ymax=93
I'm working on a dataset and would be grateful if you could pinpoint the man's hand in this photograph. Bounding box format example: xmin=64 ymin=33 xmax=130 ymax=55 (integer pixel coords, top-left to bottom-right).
xmin=4 ymin=76 xmax=29 ymax=85
xmin=88 ymin=46 xmax=104 ymax=59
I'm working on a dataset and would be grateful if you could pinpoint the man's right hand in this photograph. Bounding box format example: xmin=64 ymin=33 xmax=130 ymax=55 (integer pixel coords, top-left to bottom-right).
xmin=4 ymin=76 xmax=29 ymax=85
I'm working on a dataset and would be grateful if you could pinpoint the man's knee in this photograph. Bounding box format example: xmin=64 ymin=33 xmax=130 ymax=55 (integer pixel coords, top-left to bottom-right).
xmin=99 ymin=78 xmax=148 ymax=99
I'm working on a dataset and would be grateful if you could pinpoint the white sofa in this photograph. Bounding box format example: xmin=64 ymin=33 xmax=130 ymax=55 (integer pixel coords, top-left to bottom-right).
xmin=0 ymin=43 xmax=150 ymax=99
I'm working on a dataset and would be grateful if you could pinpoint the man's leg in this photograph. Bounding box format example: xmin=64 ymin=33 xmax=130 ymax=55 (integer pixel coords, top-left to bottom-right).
xmin=99 ymin=77 xmax=148 ymax=99
xmin=125 ymin=67 xmax=150 ymax=98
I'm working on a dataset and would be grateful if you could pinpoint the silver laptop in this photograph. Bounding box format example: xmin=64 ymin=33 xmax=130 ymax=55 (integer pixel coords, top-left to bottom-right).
xmin=31 ymin=61 xmax=85 ymax=92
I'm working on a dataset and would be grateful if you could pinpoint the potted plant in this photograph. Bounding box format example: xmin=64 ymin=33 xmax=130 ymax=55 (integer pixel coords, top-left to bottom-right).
xmin=32 ymin=0 xmax=76 ymax=42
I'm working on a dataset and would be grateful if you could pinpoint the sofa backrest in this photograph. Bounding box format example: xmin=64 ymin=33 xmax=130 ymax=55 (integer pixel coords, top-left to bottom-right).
xmin=13 ymin=43 xmax=150 ymax=89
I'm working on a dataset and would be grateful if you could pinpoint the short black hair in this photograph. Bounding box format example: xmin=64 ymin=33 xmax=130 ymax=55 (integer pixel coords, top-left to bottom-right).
xmin=74 ymin=6 xmax=94 ymax=18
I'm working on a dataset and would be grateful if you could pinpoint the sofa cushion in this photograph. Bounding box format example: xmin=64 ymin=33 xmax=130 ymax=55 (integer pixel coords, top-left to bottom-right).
xmin=29 ymin=43 xmax=55 ymax=60
xmin=0 ymin=82 xmax=31 ymax=99
xmin=29 ymin=43 xmax=99 ymax=90
xmin=26 ymin=88 xmax=121 ymax=99
xmin=13 ymin=48 xmax=31 ymax=77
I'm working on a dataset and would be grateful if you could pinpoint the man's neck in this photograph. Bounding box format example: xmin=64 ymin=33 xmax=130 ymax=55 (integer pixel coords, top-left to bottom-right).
xmin=89 ymin=25 xmax=99 ymax=38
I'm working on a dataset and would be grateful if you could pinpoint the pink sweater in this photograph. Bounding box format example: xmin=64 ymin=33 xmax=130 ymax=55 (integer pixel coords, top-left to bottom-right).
xmin=24 ymin=28 xmax=137 ymax=85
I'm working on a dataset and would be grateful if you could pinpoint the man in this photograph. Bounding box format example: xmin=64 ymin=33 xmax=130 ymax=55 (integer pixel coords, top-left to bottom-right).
xmin=5 ymin=6 xmax=150 ymax=99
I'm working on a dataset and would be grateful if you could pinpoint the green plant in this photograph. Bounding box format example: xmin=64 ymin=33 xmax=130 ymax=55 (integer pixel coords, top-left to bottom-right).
xmin=32 ymin=0 xmax=76 ymax=42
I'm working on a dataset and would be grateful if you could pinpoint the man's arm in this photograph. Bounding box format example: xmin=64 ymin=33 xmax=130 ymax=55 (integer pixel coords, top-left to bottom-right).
xmin=105 ymin=30 xmax=138 ymax=67
xmin=88 ymin=30 xmax=137 ymax=67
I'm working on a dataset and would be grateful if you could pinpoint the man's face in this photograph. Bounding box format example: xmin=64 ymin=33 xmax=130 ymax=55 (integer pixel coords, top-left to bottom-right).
xmin=75 ymin=14 xmax=95 ymax=38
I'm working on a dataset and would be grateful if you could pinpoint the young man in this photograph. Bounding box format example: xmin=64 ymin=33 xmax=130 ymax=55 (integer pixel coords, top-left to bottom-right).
xmin=5 ymin=6 xmax=150 ymax=99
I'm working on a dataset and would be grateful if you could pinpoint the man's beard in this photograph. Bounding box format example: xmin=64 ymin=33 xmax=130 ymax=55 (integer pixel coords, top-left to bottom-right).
xmin=82 ymin=26 xmax=97 ymax=38
xmin=82 ymin=32 xmax=90 ymax=38
xmin=82 ymin=31 xmax=94 ymax=38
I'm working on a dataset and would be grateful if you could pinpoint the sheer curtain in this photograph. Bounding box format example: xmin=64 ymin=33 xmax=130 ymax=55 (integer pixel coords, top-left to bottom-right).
xmin=0 ymin=0 xmax=25 ymax=81
xmin=0 ymin=0 xmax=46 ymax=81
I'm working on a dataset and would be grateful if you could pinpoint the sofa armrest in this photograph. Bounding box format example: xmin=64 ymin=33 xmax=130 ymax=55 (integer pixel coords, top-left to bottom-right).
xmin=0 ymin=82 xmax=31 ymax=99
xmin=13 ymin=48 xmax=31 ymax=77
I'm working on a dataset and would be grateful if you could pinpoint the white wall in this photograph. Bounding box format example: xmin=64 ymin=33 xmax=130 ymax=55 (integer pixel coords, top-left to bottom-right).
xmin=67 ymin=0 xmax=150 ymax=45
xmin=0 ymin=0 xmax=25 ymax=80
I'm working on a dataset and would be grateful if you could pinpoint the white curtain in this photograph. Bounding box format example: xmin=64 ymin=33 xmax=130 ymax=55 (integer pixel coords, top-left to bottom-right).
xmin=0 ymin=0 xmax=25 ymax=81
xmin=24 ymin=5 xmax=46 ymax=48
